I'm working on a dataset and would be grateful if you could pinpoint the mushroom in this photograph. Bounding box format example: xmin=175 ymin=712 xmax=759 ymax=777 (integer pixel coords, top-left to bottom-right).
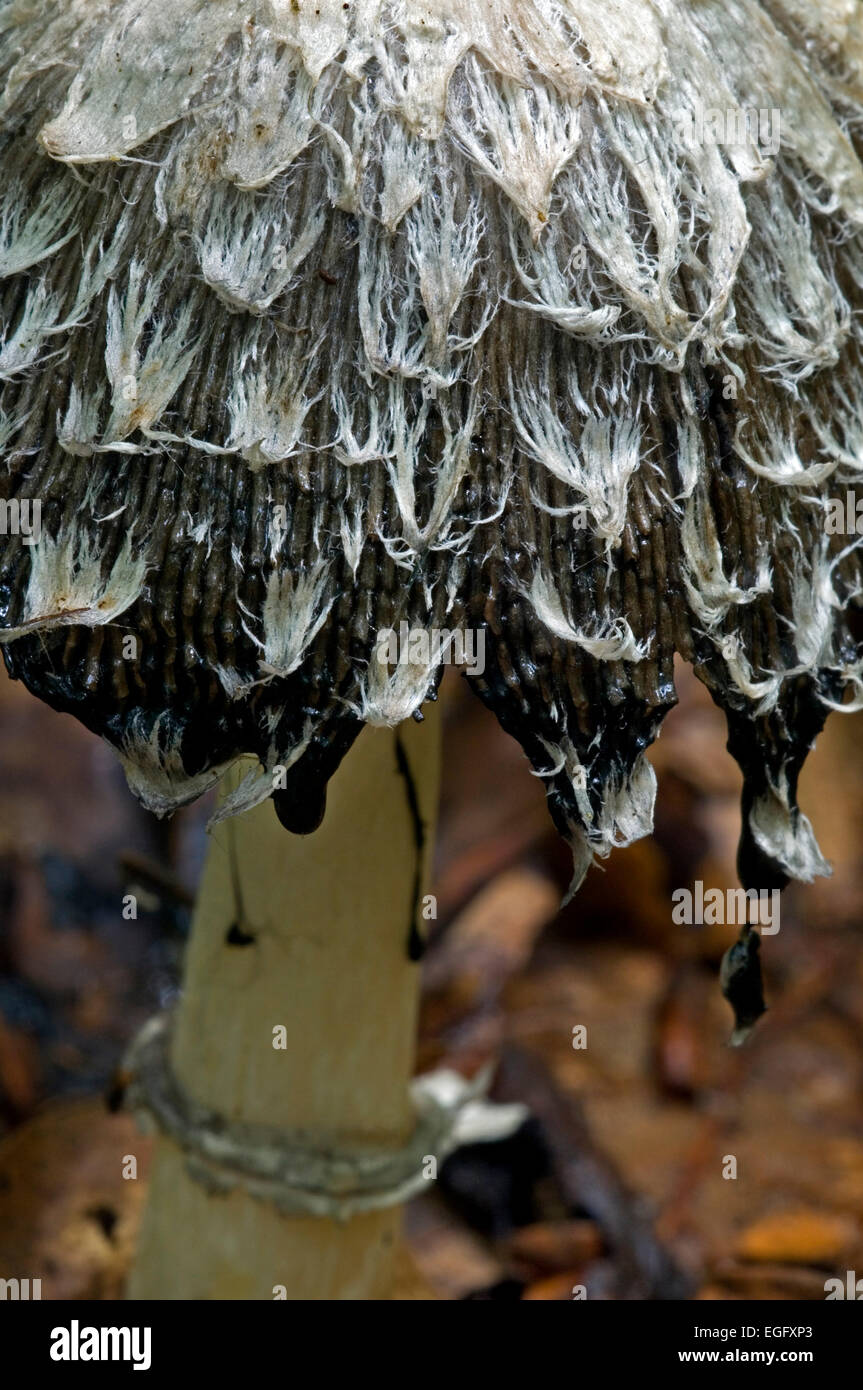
xmin=1 ymin=0 xmax=862 ymax=1299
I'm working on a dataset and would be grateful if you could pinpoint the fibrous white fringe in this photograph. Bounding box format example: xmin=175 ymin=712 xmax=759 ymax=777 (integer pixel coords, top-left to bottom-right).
xmin=527 ymin=571 xmax=650 ymax=662
xmin=1 ymin=527 xmax=147 ymax=640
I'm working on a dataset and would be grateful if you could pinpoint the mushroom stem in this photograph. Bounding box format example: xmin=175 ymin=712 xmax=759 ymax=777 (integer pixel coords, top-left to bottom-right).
xmin=127 ymin=706 xmax=441 ymax=1300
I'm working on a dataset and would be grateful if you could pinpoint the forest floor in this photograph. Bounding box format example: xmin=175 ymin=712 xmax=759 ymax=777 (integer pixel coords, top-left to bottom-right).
xmin=1 ymin=660 xmax=862 ymax=1299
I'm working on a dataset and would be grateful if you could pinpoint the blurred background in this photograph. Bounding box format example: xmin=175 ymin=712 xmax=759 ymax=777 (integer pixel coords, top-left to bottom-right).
xmin=1 ymin=656 xmax=862 ymax=1300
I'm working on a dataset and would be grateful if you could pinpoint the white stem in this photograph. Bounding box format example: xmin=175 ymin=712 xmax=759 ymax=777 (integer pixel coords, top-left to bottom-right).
xmin=128 ymin=710 xmax=441 ymax=1300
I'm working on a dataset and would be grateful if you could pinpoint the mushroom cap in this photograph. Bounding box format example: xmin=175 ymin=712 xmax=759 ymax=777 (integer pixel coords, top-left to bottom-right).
xmin=1 ymin=0 xmax=862 ymax=888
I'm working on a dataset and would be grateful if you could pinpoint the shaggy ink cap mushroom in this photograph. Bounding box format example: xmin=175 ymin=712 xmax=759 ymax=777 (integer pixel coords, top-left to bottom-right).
xmin=1 ymin=0 xmax=863 ymax=897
